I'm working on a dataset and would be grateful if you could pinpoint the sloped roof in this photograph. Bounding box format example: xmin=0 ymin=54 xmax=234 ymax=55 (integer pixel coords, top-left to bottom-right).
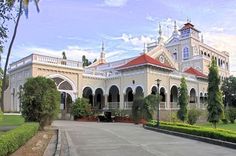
xmin=184 ymin=67 xmax=207 ymax=79
xmin=118 ymin=54 xmax=174 ymax=70
xmin=179 ymin=22 xmax=201 ymax=33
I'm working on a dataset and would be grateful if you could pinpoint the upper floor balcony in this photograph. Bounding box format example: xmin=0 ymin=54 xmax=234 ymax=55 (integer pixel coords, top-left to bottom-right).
xmin=9 ymin=53 xmax=83 ymax=72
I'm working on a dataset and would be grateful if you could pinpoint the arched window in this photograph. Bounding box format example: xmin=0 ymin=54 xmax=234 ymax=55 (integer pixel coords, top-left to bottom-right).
xmin=183 ymin=47 xmax=189 ymax=60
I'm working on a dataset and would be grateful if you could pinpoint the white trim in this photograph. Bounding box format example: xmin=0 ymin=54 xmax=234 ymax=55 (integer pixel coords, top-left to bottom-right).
xmin=47 ymin=74 xmax=76 ymax=92
xmin=106 ymin=85 xmax=120 ymax=95
xmin=82 ymin=86 xmax=95 ymax=95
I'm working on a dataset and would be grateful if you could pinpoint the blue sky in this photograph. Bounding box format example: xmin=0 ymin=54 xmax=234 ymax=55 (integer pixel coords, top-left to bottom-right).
xmin=3 ymin=0 xmax=236 ymax=74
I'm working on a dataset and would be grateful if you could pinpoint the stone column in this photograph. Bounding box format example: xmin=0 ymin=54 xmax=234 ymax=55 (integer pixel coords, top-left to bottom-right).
xmin=104 ymin=94 xmax=108 ymax=109
xmin=120 ymin=93 xmax=124 ymax=110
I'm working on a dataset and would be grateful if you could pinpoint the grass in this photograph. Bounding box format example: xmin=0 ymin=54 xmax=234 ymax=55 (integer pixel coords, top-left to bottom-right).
xmin=0 ymin=115 xmax=25 ymax=126
xmin=197 ymin=122 xmax=236 ymax=131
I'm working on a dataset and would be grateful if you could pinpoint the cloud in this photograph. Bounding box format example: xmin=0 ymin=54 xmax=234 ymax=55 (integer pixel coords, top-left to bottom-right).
xmin=25 ymin=46 xmax=99 ymax=61
xmin=204 ymin=32 xmax=236 ymax=75
xmin=210 ymin=27 xmax=224 ymax=32
xmin=146 ymin=15 xmax=156 ymax=22
xmin=103 ymin=0 xmax=127 ymax=7
xmin=103 ymin=33 xmax=155 ymax=47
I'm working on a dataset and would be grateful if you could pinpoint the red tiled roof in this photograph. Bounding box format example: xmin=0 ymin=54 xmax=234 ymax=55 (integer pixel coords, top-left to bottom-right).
xmin=179 ymin=22 xmax=201 ymax=32
xmin=184 ymin=67 xmax=207 ymax=79
xmin=118 ymin=54 xmax=174 ymax=70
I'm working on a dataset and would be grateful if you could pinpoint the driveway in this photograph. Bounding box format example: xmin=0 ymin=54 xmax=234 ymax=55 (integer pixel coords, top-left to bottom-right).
xmin=53 ymin=120 xmax=236 ymax=156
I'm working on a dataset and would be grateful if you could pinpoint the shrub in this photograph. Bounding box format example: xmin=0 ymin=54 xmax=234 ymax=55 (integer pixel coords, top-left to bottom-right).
xmin=146 ymin=120 xmax=236 ymax=143
xmin=132 ymin=97 xmax=144 ymax=124
xmin=21 ymin=77 xmax=60 ymax=129
xmin=71 ymin=98 xmax=92 ymax=119
xmin=226 ymin=107 xmax=236 ymax=123
xmin=221 ymin=118 xmax=228 ymax=124
xmin=187 ymin=108 xmax=202 ymax=125
xmin=0 ymin=123 xmax=39 ymax=156
xmin=144 ymin=94 xmax=159 ymax=121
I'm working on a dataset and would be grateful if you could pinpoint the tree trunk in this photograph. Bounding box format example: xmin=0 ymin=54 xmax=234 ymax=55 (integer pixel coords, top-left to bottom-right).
xmin=1 ymin=0 xmax=23 ymax=111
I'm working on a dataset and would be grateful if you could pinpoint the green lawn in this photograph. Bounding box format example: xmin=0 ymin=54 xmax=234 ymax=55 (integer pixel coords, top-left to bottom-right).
xmin=197 ymin=122 xmax=236 ymax=131
xmin=0 ymin=115 xmax=25 ymax=126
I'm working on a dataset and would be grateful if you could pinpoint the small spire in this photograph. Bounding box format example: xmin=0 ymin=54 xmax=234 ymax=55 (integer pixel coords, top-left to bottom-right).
xmin=101 ymin=41 xmax=104 ymax=52
xmin=158 ymin=23 xmax=162 ymax=37
xmin=143 ymin=43 xmax=147 ymax=53
xmin=157 ymin=23 xmax=164 ymax=45
xmin=174 ymin=21 xmax=177 ymax=31
xmin=201 ymin=34 xmax=204 ymax=43
xmin=187 ymin=17 xmax=191 ymax=23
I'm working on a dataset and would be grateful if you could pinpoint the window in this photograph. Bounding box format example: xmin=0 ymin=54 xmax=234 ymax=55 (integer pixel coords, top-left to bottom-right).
xmin=173 ymin=52 xmax=177 ymax=60
xmin=183 ymin=47 xmax=189 ymax=60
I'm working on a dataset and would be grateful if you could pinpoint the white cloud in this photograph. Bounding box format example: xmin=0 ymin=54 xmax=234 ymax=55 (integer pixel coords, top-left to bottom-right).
xmin=103 ymin=0 xmax=127 ymax=7
xmin=25 ymin=46 xmax=99 ymax=61
xmin=204 ymin=32 xmax=236 ymax=75
xmin=146 ymin=15 xmax=156 ymax=22
xmin=210 ymin=27 xmax=224 ymax=32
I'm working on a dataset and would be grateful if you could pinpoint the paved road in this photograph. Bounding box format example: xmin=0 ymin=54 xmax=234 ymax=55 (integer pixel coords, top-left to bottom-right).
xmin=53 ymin=121 xmax=236 ymax=156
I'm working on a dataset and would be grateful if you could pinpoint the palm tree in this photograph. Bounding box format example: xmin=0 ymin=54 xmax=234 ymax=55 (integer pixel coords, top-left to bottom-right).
xmin=1 ymin=0 xmax=40 ymax=111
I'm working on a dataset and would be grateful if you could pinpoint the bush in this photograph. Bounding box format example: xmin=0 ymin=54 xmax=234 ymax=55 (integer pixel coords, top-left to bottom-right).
xmin=221 ymin=118 xmax=228 ymax=124
xmin=0 ymin=123 xmax=39 ymax=156
xmin=144 ymin=94 xmax=159 ymax=121
xmin=226 ymin=107 xmax=236 ymax=123
xmin=146 ymin=120 xmax=236 ymax=143
xmin=71 ymin=98 xmax=92 ymax=119
xmin=132 ymin=97 xmax=144 ymax=124
xmin=187 ymin=108 xmax=202 ymax=125
xmin=21 ymin=77 xmax=60 ymax=129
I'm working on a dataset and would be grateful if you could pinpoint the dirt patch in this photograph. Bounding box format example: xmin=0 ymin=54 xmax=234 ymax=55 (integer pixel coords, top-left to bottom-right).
xmin=11 ymin=129 xmax=56 ymax=156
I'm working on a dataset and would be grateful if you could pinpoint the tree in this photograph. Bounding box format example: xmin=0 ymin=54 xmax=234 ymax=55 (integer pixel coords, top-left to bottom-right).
xmin=0 ymin=1 xmax=12 ymax=52
xmin=207 ymin=59 xmax=223 ymax=128
xmin=21 ymin=77 xmax=60 ymax=129
xmin=1 ymin=0 xmax=40 ymax=111
xmin=221 ymin=76 xmax=236 ymax=107
xmin=177 ymin=77 xmax=188 ymax=122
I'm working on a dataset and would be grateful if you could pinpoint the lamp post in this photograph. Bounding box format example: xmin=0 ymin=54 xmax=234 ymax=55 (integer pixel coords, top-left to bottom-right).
xmin=156 ymin=79 xmax=161 ymax=127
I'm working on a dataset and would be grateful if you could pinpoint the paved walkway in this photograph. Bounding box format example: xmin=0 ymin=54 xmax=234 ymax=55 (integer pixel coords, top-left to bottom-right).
xmin=53 ymin=120 xmax=236 ymax=156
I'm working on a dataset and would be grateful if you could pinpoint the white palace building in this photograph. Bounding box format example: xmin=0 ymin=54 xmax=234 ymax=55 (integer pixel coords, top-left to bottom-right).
xmin=4 ymin=21 xmax=230 ymax=118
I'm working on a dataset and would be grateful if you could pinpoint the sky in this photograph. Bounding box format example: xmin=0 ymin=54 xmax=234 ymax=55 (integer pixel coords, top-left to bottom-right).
xmin=2 ymin=0 xmax=236 ymax=75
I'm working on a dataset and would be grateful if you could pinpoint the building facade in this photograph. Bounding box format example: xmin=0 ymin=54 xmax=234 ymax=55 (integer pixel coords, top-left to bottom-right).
xmin=4 ymin=22 xmax=230 ymax=118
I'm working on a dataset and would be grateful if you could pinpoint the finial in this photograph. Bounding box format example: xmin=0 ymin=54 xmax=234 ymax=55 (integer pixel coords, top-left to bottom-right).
xmin=201 ymin=34 xmax=204 ymax=43
xmin=187 ymin=17 xmax=191 ymax=23
xmin=159 ymin=23 xmax=162 ymax=36
xmin=101 ymin=41 xmax=104 ymax=52
xmin=174 ymin=21 xmax=177 ymax=31
xmin=143 ymin=42 xmax=147 ymax=53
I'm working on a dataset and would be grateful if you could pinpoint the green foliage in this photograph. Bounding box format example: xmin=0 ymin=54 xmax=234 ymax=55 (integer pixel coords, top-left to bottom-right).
xmin=177 ymin=77 xmax=188 ymax=122
xmin=144 ymin=94 xmax=159 ymax=121
xmin=0 ymin=115 xmax=24 ymax=126
xmin=71 ymin=98 xmax=92 ymax=118
xmin=207 ymin=59 xmax=224 ymax=128
xmin=21 ymin=77 xmax=60 ymax=129
xmin=146 ymin=120 xmax=236 ymax=143
xmin=226 ymin=107 xmax=236 ymax=123
xmin=82 ymin=55 xmax=92 ymax=67
xmin=221 ymin=76 xmax=236 ymax=107
xmin=132 ymin=97 xmax=144 ymax=124
xmin=0 ymin=122 xmax=39 ymax=156
xmin=0 ymin=1 xmax=12 ymax=52
xmin=187 ymin=108 xmax=202 ymax=125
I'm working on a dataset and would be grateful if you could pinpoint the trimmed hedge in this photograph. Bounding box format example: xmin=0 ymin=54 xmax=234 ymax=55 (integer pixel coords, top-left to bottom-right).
xmin=147 ymin=120 xmax=236 ymax=143
xmin=0 ymin=122 xmax=39 ymax=156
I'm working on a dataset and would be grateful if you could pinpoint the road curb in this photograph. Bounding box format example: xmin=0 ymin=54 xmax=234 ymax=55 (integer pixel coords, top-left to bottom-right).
xmin=143 ymin=125 xmax=236 ymax=149
xmin=54 ymin=129 xmax=62 ymax=156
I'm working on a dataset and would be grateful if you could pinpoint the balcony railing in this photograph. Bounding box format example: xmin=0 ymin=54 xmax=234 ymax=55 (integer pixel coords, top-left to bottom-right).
xmin=9 ymin=53 xmax=83 ymax=71
xmin=105 ymin=102 xmax=120 ymax=110
xmin=124 ymin=102 xmax=133 ymax=110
